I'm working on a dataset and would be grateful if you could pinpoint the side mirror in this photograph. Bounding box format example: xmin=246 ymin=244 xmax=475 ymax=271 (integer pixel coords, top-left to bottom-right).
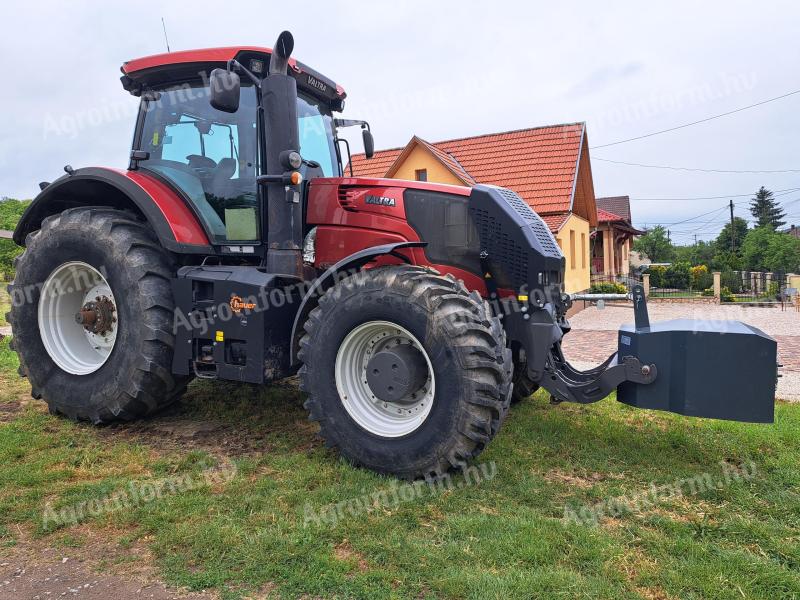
xmin=362 ymin=128 xmax=375 ymax=159
xmin=209 ymin=68 xmax=241 ymax=113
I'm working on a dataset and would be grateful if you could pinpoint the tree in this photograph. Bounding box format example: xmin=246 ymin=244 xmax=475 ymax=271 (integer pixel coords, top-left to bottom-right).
xmin=632 ymin=225 xmax=674 ymax=263
xmin=715 ymin=217 xmax=749 ymax=255
xmin=741 ymin=227 xmax=774 ymax=271
xmin=749 ymin=186 xmax=786 ymax=229
xmin=712 ymin=249 xmax=742 ymax=271
xmin=764 ymin=233 xmax=800 ymax=273
xmin=739 ymin=226 xmax=800 ymax=273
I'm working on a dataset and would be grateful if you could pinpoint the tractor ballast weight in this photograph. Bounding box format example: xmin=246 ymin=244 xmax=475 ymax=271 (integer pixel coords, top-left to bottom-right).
xmin=7 ymin=30 xmax=779 ymax=480
xmin=617 ymin=312 xmax=777 ymax=423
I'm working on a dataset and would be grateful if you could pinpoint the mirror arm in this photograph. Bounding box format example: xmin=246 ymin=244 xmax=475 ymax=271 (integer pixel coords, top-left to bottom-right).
xmin=226 ymin=59 xmax=262 ymax=86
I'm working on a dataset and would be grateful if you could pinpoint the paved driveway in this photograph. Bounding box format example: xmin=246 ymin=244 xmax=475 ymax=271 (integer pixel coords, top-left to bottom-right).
xmin=562 ymin=302 xmax=800 ymax=401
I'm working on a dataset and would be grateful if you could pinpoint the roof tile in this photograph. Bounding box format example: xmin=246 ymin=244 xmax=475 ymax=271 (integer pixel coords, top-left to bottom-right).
xmin=350 ymin=123 xmax=586 ymax=215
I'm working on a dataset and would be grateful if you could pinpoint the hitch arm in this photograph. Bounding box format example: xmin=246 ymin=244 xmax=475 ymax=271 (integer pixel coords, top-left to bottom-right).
xmin=542 ymin=352 xmax=658 ymax=404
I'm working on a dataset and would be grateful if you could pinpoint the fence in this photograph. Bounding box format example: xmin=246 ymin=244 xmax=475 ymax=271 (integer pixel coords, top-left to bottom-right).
xmin=647 ymin=268 xmax=714 ymax=299
xmin=719 ymin=271 xmax=787 ymax=304
xmin=588 ymin=273 xmax=642 ymax=294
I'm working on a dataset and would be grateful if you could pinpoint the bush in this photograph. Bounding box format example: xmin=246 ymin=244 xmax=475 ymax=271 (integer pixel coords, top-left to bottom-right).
xmin=589 ymin=282 xmax=627 ymax=294
xmin=646 ymin=265 xmax=666 ymax=287
xmin=0 ymin=239 xmax=22 ymax=281
xmin=719 ymin=286 xmax=734 ymax=303
xmin=690 ymin=264 xmax=709 ymax=289
xmin=664 ymin=261 xmax=691 ymax=289
xmin=701 ymin=287 xmax=715 ymax=297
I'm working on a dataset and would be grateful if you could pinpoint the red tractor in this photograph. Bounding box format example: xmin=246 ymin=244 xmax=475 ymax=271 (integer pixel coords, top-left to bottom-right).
xmin=9 ymin=32 xmax=777 ymax=479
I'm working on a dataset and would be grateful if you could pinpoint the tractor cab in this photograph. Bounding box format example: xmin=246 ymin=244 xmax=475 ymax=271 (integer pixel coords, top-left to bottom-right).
xmin=121 ymin=45 xmax=347 ymax=249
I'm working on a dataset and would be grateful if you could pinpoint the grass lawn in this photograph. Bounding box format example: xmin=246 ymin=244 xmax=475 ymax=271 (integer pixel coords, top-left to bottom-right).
xmin=0 ymin=337 xmax=799 ymax=599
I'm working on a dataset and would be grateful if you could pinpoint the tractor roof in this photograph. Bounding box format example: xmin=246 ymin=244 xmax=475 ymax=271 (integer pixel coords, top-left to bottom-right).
xmin=121 ymin=46 xmax=345 ymax=104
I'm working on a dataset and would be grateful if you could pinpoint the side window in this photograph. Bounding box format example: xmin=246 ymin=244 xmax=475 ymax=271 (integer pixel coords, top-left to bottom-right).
xmin=138 ymin=84 xmax=260 ymax=244
xmin=298 ymin=115 xmax=334 ymax=176
xmin=160 ymin=122 xmax=201 ymax=163
xmin=161 ymin=121 xmax=239 ymax=176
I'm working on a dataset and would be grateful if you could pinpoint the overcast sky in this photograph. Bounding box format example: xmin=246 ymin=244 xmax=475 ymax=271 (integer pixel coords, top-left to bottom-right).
xmin=2 ymin=1 xmax=798 ymax=244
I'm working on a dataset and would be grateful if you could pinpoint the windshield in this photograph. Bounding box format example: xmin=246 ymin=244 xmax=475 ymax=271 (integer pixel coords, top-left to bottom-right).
xmin=297 ymin=92 xmax=339 ymax=177
xmin=137 ymin=82 xmax=260 ymax=243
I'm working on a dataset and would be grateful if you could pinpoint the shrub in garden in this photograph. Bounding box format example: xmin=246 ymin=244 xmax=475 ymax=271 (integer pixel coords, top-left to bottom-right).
xmin=646 ymin=265 xmax=666 ymax=287
xmin=664 ymin=261 xmax=691 ymax=289
xmin=589 ymin=282 xmax=627 ymax=294
xmin=690 ymin=264 xmax=709 ymax=289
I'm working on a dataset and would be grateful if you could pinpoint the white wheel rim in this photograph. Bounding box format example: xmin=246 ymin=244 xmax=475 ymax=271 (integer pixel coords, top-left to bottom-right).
xmin=335 ymin=320 xmax=435 ymax=437
xmin=38 ymin=261 xmax=118 ymax=375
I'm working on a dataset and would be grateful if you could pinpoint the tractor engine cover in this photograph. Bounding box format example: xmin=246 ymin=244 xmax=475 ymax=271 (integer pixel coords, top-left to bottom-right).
xmin=616 ymin=319 xmax=777 ymax=423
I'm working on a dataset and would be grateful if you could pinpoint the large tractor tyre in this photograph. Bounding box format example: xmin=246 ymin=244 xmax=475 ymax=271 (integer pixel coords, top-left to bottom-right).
xmin=298 ymin=265 xmax=512 ymax=479
xmin=511 ymin=367 xmax=539 ymax=404
xmin=7 ymin=207 xmax=190 ymax=423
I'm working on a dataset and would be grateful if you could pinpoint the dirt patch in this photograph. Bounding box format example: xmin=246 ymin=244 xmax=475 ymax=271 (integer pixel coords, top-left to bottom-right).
xmin=96 ymin=408 xmax=271 ymax=459
xmin=333 ymin=541 xmax=369 ymax=574
xmin=0 ymin=525 xmax=215 ymax=599
xmin=0 ymin=401 xmax=21 ymax=421
xmin=543 ymin=469 xmax=625 ymax=489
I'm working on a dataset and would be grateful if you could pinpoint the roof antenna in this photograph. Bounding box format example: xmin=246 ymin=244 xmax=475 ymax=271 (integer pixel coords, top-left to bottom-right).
xmin=161 ymin=17 xmax=171 ymax=52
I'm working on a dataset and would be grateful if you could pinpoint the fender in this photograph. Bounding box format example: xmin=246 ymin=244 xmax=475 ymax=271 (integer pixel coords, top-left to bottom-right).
xmin=289 ymin=241 xmax=426 ymax=366
xmin=14 ymin=167 xmax=213 ymax=254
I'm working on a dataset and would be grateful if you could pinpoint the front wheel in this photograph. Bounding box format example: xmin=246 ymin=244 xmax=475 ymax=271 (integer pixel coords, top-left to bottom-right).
xmin=8 ymin=207 xmax=190 ymax=423
xmin=298 ymin=266 xmax=512 ymax=479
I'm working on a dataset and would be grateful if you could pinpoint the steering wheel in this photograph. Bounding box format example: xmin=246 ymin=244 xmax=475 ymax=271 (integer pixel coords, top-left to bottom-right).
xmin=142 ymin=158 xmax=204 ymax=179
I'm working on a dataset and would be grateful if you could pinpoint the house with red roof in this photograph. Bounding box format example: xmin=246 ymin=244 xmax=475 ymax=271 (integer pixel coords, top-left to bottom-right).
xmin=592 ymin=196 xmax=644 ymax=276
xmin=350 ymin=123 xmax=598 ymax=292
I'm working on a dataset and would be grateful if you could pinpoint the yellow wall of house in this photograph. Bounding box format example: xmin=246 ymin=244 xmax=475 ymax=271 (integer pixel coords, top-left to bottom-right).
xmin=391 ymin=145 xmax=464 ymax=185
xmin=555 ymin=214 xmax=591 ymax=293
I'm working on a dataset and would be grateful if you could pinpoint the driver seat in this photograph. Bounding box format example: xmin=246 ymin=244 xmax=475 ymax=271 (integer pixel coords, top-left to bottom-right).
xmin=208 ymin=158 xmax=238 ymax=199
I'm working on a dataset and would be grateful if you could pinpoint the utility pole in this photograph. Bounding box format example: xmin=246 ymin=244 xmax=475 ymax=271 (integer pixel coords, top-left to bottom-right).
xmin=729 ymin=199 xmax=736 ymax=252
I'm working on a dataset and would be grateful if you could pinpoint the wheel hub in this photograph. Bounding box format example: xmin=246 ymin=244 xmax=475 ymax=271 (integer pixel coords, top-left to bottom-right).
xmin=335 ymin=321 xmax=435 ymax=437
xmin=365 ymin=344 xmax=428 ymax=403
xmin=75 ymin=296 xmax=116 ymax=336
xmin=38 ymin=261 xmax=119 ymax=375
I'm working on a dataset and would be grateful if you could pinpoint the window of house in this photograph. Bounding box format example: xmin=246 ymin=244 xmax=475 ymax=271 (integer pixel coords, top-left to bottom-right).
xmin=569 ymin=230 xmax=576 ymax=269
xmin=581 ymin=232 xmax=586 ymax=269
xmin=415 ymin=169 xmax=428 ymax=182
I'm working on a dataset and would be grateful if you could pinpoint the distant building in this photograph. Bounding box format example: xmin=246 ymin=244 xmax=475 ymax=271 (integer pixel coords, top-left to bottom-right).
xmin=350 ymin=123 xmax=598 ymax=292
xmin=592 ymin=196 xmax=643 ymax=276
xmin=785 ymin=225 xmax=800 ymax=239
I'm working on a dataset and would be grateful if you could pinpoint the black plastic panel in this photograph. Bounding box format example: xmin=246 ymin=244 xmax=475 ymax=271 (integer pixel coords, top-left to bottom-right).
xmin=404 ymin=185 xmax=565 ymax=300
xmin=403 ymin=189 xmax=482 ymax=275
xmin=172 ymin=266 xmax=301 ymax=383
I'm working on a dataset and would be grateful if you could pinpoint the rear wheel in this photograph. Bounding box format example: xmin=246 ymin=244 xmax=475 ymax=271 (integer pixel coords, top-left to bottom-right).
xmin=7 ymin=207 xmax=190 ymax=422
xmin=299 ymin=266 xmax=512 ymax=479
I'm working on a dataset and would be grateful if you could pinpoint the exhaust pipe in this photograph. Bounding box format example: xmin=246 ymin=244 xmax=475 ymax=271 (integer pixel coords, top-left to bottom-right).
xmin=262 ymin=31 xmax=303 ymax=278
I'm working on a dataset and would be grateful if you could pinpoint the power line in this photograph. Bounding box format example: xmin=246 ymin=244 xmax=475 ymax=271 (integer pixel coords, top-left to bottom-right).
xmin=592 ymin=156 xmax=800 ymax=174
xmin=590 ymin=88 xmax=800 ymax=149
xmin=629 ymin=187 xmax=800 ymax=201
xmin=639 ymin=196 xmax=800 ymax=238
